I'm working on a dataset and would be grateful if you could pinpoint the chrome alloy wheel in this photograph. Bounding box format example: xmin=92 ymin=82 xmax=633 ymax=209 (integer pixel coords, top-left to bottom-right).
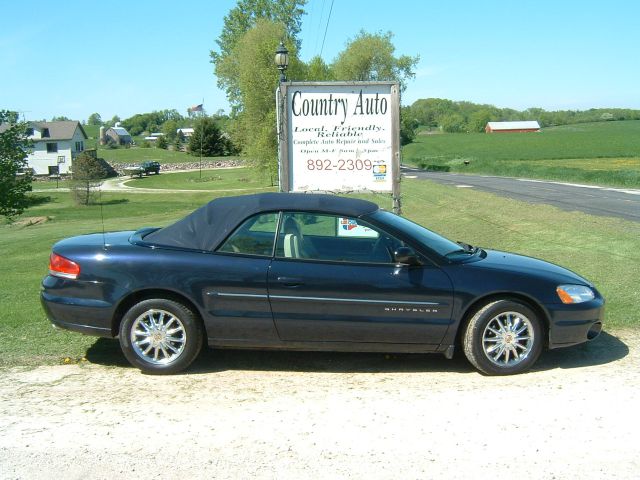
xmin=130 ymin=309 xmax=187 ymax=365
xmin=482 ymin=311 xmax=534 ymax=367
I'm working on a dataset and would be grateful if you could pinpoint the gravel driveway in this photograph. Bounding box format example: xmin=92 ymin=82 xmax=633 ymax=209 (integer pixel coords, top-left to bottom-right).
xmin=1 ymin=330 xmax=638 ymax=479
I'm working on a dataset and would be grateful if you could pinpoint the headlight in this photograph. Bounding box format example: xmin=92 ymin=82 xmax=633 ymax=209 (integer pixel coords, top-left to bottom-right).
xmin=556 ymin=285 xmax=595 ymax=304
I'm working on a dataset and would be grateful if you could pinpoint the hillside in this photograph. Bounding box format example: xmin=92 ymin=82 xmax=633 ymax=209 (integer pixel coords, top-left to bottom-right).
xmin=402 ymin=120 xmax=640 ymax=187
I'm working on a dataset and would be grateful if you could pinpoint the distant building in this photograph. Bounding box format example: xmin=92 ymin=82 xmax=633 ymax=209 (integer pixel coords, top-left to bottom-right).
xmin=0 ymin=120 xmax=87 ymax=175
xmin=177 ymin=128 xmax=194 ymax=138
xmin=105 ymin=126 xmax=132 ymax=145
xmin=485 ymin=121 xmax=541 ymax=133
xmin=144 ymin=133 xmax=165 ymax=142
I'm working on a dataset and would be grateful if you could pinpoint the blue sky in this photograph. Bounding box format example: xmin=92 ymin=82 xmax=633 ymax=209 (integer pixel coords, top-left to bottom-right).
xmin=1 ymin=0 xmax=639 ymax=122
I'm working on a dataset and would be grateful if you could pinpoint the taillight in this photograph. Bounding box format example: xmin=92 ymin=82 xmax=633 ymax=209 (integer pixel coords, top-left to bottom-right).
xmin=49 ymin=253 xmax=80 ymax=279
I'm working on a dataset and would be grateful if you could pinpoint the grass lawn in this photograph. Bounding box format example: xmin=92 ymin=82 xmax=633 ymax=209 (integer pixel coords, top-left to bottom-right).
xmin=1 ymin=179 xmax=638 ymax=367
xmin=403 ymin=120 xmax=640 ymax=187
xmin=125 ymin=167 xmax=276 ymax=190
xmin=31 ymin=180 xmax=71 ymax=190
xmin=96 ymin=146 xmax=241 ymax=165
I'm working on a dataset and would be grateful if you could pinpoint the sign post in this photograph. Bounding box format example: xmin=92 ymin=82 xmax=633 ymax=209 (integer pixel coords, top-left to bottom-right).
xmin=278 ymin=81 xmax=401 ymax=213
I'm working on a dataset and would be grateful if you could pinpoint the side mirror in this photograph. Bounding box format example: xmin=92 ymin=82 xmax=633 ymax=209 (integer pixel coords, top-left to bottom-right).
xmin=393 ymin=246 xmax=421 ymax=266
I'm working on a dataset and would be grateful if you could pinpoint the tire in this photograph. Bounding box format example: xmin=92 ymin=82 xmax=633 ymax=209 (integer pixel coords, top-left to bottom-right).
xmin=119 ymin=298 xmax=203 ymax=374
xmin=463 ymin=300 xmax=543 ymax=375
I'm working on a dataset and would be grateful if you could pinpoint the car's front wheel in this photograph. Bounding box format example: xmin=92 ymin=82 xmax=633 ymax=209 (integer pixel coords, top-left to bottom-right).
xmin=119 ymin=298 xmax=203 ymax=374
xmin=463 ymin=300 xmax=543 ymax=375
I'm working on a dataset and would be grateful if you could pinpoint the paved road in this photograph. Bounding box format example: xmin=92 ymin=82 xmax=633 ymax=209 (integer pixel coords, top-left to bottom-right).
xmin=402 ymin=168 xmax=640 ymax=223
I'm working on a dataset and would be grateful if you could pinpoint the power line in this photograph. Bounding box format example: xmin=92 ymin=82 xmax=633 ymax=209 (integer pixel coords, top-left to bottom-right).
xmin=319 ymin=0 xmax=335 ymax=58
xmin=314 ymin=0 xmax=327 ymax=56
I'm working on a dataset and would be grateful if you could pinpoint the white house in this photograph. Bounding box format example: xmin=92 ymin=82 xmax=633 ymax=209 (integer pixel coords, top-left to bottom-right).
xmin=26 ymin=121 xmax=88 ymax=174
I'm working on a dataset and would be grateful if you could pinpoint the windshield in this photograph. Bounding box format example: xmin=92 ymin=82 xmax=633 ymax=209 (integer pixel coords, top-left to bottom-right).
xmin=368 ymin=210 xmax=463 ymax=257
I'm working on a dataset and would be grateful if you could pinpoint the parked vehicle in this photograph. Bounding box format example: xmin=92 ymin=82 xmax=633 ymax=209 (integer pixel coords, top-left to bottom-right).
xmin=42 ymin=193 xmax=604 ymax=375
xmin=140 ymin=161 xmax=160 ymax=175
xmin=123 ymin=162 xmax=160 ymax=178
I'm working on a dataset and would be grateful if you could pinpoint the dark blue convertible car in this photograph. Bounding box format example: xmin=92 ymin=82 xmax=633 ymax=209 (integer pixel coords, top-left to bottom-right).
xmin=42 ymin=193 xmax=604 ymax=375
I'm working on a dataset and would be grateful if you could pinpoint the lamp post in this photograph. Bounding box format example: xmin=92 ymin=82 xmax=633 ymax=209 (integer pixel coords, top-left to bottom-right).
xmin=275 ymin=41 xmax=290 ymax=191
xmin=275 ymin=42 xmax=289 ymax=83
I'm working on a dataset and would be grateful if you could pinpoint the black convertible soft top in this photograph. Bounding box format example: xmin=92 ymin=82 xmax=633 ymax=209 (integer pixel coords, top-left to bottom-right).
xmin=143 ymin=192 xmax=379 ymax=251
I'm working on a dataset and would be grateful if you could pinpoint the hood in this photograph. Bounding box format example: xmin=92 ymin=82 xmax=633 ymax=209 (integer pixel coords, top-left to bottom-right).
xmin=477 ymin=249 xmax=593 ymax=286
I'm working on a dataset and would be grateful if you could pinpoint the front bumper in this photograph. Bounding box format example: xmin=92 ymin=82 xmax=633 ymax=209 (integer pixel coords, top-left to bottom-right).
xmin=546 ymin=298 xmax=605 ymax=349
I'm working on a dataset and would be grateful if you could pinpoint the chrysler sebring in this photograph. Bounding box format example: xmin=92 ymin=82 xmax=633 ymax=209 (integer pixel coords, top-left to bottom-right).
xmin=42 ymin=193 xmax=604 ymax=375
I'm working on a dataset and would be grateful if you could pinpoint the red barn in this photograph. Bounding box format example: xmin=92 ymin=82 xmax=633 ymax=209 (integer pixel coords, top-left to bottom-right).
xmin=485 ymin=121 xmax=541 ymax=133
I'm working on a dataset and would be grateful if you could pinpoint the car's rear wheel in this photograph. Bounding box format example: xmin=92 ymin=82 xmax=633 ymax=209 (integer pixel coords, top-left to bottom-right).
xmin=463 ymin=300 xmax=543 ymax=375
xmin=119 ymin=298 xmax=203 ymax=374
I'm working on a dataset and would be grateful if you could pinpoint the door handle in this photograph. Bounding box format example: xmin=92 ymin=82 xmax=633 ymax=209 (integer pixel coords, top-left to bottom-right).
xmin=276 ymin=276 xmax=304 ymax=287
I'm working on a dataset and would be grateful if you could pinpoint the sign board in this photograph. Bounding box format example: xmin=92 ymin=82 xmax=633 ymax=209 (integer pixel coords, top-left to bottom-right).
xmin=278 ymin=82 xmax=400 ymax=202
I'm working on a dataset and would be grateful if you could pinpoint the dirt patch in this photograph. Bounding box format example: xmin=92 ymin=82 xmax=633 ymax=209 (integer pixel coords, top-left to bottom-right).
xmin=10 ymin=216 xmax=50 ymax=227
xmin=1 ymin=330 xmax=638 ymax=479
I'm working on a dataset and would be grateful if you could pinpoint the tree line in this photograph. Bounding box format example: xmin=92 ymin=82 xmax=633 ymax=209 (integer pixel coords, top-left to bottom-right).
xmin=405 ymin=98 xmax=640 ymax=134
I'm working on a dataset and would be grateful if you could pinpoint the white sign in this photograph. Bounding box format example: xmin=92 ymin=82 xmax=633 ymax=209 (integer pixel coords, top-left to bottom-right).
xmin=280 ymin=82 xmax=399 ymax=193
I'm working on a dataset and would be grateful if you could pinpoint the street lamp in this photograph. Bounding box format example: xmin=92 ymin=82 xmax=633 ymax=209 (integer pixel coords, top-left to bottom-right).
xmin=275 ymin=42 xmax=289 ymax=82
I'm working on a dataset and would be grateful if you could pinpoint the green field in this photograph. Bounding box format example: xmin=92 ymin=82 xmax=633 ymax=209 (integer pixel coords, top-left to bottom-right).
xmin=403 ymin=120 xmax=640 ymax=187
xmin=96 ymin=146 xmax=240 ymax=165
xmin=1 ymin=179 xmax=638 ymax=367
xmin=125 ymin=168 xmax=275 ymax=190
xmin=82 ymin=124 xmax=100 ymax=138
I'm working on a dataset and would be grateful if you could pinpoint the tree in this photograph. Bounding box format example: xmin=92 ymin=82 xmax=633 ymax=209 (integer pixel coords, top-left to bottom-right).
xmin=87 ymin=113 xmax=102 ymax=125
xmin=211 ymin=3 xmax=418 ymax=177
xmin=440 ymin=112 xmax=467 ymax=133
xmin=162 ymin=119 xmax=179 ymax=142
xmin=70 ymin=152 xmax=108 ymax=205
xmin=0 ymin=111 xmax=33 ymax=219
xmin=156 ymin=135 xmax=168 ymax=150
xmin=399 ymin=106 xmax=418 ymax=145
xmin=109 ymin=115 xmax=121 ymax=126
xmin=232 ymin=20 xmax=301 ymax=179
xmin=210 ymin=0 xmax=306 ymax=112
xmin=189 ymin=117 xmax=225 ymax=157
xmin=468 ymin=109 xmax=492 ymax=133
xmin=51 ymin=115 xmax=71 ymax=121
xmin=331 ymin=31 xmax=419 ymax=91
xmin=122 ymin=110 xmax=183 ymax=136
xmin=174 ymin=135 xmax=183 ymax=152
xmin=304 ymin=55 xmax=334 ymax=81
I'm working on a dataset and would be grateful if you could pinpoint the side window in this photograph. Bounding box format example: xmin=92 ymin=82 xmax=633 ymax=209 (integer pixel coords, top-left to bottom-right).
xmin=276 ymin=212 xmax=403 ymax=263
xmin=218 ymin=212 xmax=278 ymax=256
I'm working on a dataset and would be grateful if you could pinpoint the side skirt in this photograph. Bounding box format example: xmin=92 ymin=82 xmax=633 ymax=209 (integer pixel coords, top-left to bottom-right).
xmin=207 ymin=339 xmax=445 ymax=354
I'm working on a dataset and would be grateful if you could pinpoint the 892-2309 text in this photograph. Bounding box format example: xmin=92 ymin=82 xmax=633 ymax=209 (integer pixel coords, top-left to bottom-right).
xmin=307 ymin=159 xmax=373 ymax=171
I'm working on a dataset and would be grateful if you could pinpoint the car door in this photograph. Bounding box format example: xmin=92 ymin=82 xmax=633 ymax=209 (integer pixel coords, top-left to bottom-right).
xmin=202 ymin=212 xmax=280 ymax=342
xmin=267 ymin=212 xmax=454 ymax=346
